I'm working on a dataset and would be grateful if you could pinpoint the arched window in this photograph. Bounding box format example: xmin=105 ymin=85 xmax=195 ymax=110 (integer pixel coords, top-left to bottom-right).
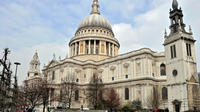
xmin=162 ymin=87 xmax=168 ymax=100
xmin=34 ymin=73 xmax=38 ymax=76
xmin=160 ymin=64 xmax=166 ymax=76
xmin=76 ymin=79 xmax=79 ymax=82
xmin=125 ymin=88 xmax=129 ymax=100
xmin=75 ymin=90 xmax=79 ymax=101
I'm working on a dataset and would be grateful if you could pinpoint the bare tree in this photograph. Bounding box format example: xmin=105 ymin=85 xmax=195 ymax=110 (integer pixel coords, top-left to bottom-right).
xmin=40 ymin=80 xmax=59 ymax=112
xmin=0 ymin=48 xmax=13 ymax=112
xmin=59 ymin=73 xmax=77 ymax=109
xmin=11 ymin=86 xmax=24 ymax=111
xmin=87 ymin=73 xmax=104 ymax=109
xmin=22 ymin=78 xmax=57 ymax=111
xmin=23 ymin=79 xmax=44 ymax=111
xmin=147 ymin=86 xmax=160 ymax=109
xmin=22 ymin=79 xmax=58 ymax=112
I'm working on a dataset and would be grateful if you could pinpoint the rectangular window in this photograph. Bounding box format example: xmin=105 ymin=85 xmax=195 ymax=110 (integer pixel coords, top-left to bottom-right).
xmin=170 ymin=45 xmax=176 ymax=58
xmin=170 ymin=46 xmax=173 ymax=58
xmin=51 ymin=88 xmax=54 ymax=97
xmin=125 ymin=75 xmax=128 ymax=79
xmin=52 ymin=71 xmax=55 ymax=80
xmin=75 ymin=90 xmax=79 ymax=101
xmin=112 ymin=77 xmax=114 ymax=81
xmin=125 ymin=88 xmax=129 ymax=100
xmin=173 ymin=45 xmax=176 ymax=57
xmin=186 ymin=43 xmax=192 ymax=56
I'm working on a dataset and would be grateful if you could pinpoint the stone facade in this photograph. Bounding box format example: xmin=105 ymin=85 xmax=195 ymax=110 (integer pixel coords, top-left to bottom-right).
xmin=26 ymin=0 xmax=200 ymax=112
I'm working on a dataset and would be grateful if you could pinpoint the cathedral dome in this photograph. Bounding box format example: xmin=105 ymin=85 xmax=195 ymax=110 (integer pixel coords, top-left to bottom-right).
xmin=77 ymin=14 xmax=113 ymax=33
xmin=69 ymin=0 xmax=120 ymax=61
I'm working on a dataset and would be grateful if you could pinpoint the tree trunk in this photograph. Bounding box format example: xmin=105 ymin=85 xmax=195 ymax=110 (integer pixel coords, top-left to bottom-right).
xmin=69 ymin=98 xmax=71 ymax=109
xmin=43 ymin=103 xmax=46 ymax=112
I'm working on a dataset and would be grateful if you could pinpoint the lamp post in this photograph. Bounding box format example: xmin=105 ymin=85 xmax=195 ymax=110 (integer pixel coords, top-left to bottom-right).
xmin=13 ymin=62 xmax=21 ymax=111
xmin=14 ymin=62 xmax=21 ymax=79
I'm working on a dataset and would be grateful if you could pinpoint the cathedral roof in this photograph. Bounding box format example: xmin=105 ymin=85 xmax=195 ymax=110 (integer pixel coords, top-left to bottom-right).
xmin=76 ymin=0 xmax=113 ymax=33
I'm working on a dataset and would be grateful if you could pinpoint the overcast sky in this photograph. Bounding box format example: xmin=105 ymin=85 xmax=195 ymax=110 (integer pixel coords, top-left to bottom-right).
xmin=0 ymin=0 xmax=199 ymax=85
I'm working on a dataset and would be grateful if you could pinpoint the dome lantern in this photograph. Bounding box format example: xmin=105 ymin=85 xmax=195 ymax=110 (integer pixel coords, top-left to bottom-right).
xmin=91 ymin=0 xmax=100 ymax=15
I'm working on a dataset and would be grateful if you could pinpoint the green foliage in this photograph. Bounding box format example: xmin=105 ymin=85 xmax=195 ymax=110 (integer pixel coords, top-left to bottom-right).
xmin=121 ymin=101 xmax=132 ymax=111
xmin=132 ymin=100 xmax=142 ymax=110
xmin=185 ymin=110 xmax=200 ymax=112
xmin=122 ymin=105 xmax=131 ymax=111
xmin=96 ymin=101 xmax=105 ymax=110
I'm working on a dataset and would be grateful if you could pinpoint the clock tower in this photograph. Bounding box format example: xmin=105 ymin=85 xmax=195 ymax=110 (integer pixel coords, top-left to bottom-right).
xmin=164 ymin=0 xmax=200 ymax=111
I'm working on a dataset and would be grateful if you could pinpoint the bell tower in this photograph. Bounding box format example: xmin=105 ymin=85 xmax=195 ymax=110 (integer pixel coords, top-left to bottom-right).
xmin=169 ymin=0 xmax=186 ymax=34
xmin=27 ymin=50 xmax=41 ymax=80
xmin=164 ymin=0 xmax=199 ymax=111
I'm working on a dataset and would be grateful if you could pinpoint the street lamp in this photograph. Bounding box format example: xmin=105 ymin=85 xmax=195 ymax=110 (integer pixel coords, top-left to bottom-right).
xmin=13 ymin=62 xmax=21 ymax=92
xmin=13 ymin=62 xmax=21 ymax=111
xmin=14 ymin=62 xmax=21 ymax=78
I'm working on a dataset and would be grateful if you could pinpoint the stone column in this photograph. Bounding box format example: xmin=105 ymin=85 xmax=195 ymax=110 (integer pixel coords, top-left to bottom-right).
xmin=109 ymin=43 xmax=111 ymax=56
xmin=79 ymin=41 xmax=81 ymax=54
xmin=70 ymin=45 xmax=72 ymax=57
xmin=83 ymin=41 xmax=86 ymax=55
xmin=99 ymin=41 xmax=102 ymax=54
xmin=112 ymin=44 xmax=114 ymax=56
xmin=94 ymin=40 xmax=96 ymax=54
xmin=115 ymin=46 xmax=118 ymax=56
xmin=75 ymin=43 xmax=77 ymax=56
xmin=89 ymin=40 xmax=91 ymax=54
xmin=74 ymin=44 xmax=76 ymax=55
xmin=71 ymin=45 xmax=73 ymax=57
xmin=72 ymin=44 xmax=74 ymax=56
xmin=104 ymin=41 xmax=107 ymax=55
xmin=49 ymin=89 xmax=51 ymax=105
xmin=114 ymin=45 xmax=118 ymax=56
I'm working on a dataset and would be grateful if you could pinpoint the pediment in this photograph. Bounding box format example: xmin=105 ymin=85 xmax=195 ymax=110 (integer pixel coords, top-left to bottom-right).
xmin=46 ymin=60 xmax=58 ymax=68
xmin=189 ymin=75 xmax=197 ymax=83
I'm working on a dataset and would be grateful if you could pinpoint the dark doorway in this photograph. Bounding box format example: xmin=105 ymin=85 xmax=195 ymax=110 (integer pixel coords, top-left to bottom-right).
xmin=172 ymin=100 xmax=181 ymax=112
xmin=175 ymin=104 xmax=180 ymax=112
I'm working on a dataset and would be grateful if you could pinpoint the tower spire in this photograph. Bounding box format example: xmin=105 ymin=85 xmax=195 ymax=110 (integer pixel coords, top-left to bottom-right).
xmin=169 ymin=0 xmax=186 ymax=34
xmin=91 ymin=0 xmax=100 ymax=15
xmin=172 ymin=0 xmax=178 ymax=10
xmin=32 ymin=50 xmax=40 ymax=63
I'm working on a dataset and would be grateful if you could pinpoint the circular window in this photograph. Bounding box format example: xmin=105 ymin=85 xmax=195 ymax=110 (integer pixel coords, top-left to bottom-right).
xmin=172 ymin=69 xmax=178 ymax=76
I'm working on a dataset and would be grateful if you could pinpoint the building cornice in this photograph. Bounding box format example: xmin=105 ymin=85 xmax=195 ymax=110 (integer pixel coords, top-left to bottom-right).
xmin=46 ymin=77 xmax=166 ymax=87
xmin=42 ymin=48 xmax=165 ymax=71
